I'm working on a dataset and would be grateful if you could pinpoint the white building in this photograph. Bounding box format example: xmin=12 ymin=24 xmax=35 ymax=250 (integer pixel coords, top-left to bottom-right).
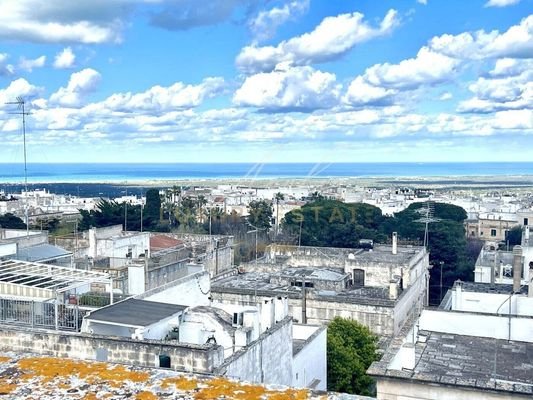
xmin=369 ymin=265 xmax=533 ymax=400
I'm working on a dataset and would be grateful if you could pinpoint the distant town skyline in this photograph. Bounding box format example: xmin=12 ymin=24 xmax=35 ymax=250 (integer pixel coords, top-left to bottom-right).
xmin=0 ymin=0 xmax=531 ymax=163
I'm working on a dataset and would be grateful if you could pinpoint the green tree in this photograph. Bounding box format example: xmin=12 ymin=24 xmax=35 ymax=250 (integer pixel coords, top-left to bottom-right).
xmin=383 ymin=202 xmax=471 ymax=304
xmin=79 ymin=199 xmax=164 ymax=232
xmin=0 ymin=213 xmax=26 ymax=229
xmin=282 ymin=200 xmax=387 ymax=248
xmin=327 ymin=317 xmax=379 ymax=395
xmin=174 ymin=196 xmax=199 ymax=229
xmin=506 ymin=225 xmax=523 ymax=247
xmin=248 ymin=199 xmax=273 ymax=230
xmin=144 ymin=189 xmax=161 ymax=220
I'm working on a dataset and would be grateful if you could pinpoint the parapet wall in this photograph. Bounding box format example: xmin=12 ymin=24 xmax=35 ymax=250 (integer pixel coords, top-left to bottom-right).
xmin=0 ymin=324 xmax=224 ymax=373
xmin=216 ymin=316 xmax=293 ymax=386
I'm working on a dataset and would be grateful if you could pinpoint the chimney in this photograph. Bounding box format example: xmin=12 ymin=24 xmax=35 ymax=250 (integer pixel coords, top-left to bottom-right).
xmin=452 ymin=280 xmax=463 ymax=310
xmin=389 ymin=279 xmax=398 ymax=300
xmin=392 ymin=232 xmax=398 ymax=255
xmin=512 ymin=245 xmax=523 ymax=293
xmin=525 ymin=226 xmax=530 ymax=246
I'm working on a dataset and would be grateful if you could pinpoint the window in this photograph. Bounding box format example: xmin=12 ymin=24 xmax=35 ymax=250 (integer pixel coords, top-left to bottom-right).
xmin=524 ymin=218 xmax=529 ymax=226
xmin=159 ymin=355 xmax=171 ymax=368
xmin=491 ymin=229 xmax=497 ymax=237
xmin=232 ymin=312 xmax=243 ymax=326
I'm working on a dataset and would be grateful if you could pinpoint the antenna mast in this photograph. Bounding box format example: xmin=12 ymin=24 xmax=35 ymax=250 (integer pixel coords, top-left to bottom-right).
xmin=415 ymin=201 xmax=440 ymax=248
xmin=6 ymin=97 xmax=31 ymax=235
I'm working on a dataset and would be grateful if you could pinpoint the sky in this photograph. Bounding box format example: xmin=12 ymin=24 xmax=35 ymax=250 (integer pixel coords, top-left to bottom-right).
xmin=0 ymin=0 xmax=531 ymax=164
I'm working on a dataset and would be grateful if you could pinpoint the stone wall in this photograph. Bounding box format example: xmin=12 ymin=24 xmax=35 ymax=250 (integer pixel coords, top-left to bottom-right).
xmin=210 ymin=288 xmax=397 ymax=337
xmin=266 ymin=244 xmax=351 ymax=268
xmin=0 ymin=324 xmax=223 ymax=373
xmin=145 ymin=260 xmax=191 ymax=290
xmin=136 ymin=270 xmax=211 ymax=307
xmin=216 ymin=316 xmax=293 ymax=386
xmin=375 ymin=377 xmax=532 ymax=400
xmin=161 ymin=233 xmax=234 ymax=277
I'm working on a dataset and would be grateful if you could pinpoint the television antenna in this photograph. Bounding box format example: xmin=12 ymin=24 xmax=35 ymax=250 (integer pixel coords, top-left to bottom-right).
xmin=415 ymin=201 xmax=440 ymax=248
xmin=5 ymin=96 xmax=31 ymax=235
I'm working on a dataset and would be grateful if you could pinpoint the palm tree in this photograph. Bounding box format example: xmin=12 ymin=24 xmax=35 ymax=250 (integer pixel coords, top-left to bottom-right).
xmin=274 ymin=192 xmax=285 ymax=236
xmin=171 ymin=185 xmax=182 ymax=204
xmin=197 ymin=195 xmax=207 ymax=223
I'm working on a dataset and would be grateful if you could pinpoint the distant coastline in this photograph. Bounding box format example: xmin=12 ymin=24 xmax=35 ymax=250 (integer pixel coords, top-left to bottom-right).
xmin=1 ymin=162 xmax=533 ymax=197
xmin=1 ymin=162 xmax=533 ymax=184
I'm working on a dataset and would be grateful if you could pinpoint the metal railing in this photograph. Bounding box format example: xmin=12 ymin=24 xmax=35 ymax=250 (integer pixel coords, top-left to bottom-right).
xmin=0 ymin=298 xmax=85 ymax=331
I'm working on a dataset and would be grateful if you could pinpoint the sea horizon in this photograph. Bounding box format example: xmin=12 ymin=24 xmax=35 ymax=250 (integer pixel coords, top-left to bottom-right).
xmin=1 ymin=162 xmax=533 ymax=184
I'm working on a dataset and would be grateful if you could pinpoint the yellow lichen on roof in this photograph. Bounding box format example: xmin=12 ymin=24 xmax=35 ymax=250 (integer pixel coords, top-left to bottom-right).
xmin=161 ymin=375 xmax=198 ymax=390
xmin=267 ymin=388 xmax=310 ymax=400
xmin=135 ymin=391 xmax=158 ymax=400
xmin=0 ymin=356 xmax=11 ymax=363
xmin=18 ymin=357 xmax=150 ymax=384
xmin=0 ymin=354 xmax=312 ymax=399
xmin=0 ymin=380 xmax=17 ymax=395
xmin=193 ymin=377 xmax=309 ymax=400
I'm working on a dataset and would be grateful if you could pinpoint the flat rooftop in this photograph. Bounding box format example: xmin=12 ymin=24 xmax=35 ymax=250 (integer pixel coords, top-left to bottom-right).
xmin=477 ymin=249 xmax=514 ymax=266
xmin=212 ymin=271 xmax=395 ymax=305
xmin=351 ymin=245 xmax=419 ymax=265
xmin=454 ymin=281 xmax=529 ymax=295
xmin=274 ymin=267 xmax=347 ymax=281
xmin=270 ymin=244 xmax=424 ymax=266
xmin=85 ymin=298 xmax=186 ymax=327
xmin=0 ymin=353 xmax=329 ymax=399
xmin=370 ymin=331 xmax=533 ymax=395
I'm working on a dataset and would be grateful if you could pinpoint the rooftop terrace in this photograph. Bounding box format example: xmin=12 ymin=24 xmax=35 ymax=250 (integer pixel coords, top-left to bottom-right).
xmin=0 ymin=259 xmax=111 ymax=299
xmin=0 ymin=353 xmax=368 ymax=399
xmin=370 ymin=331 xmax=533 ymax=396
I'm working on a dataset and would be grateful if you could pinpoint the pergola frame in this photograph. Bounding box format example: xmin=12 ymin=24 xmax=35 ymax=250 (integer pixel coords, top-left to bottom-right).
xmin=0 ymin=259 xmax=113 ymax=295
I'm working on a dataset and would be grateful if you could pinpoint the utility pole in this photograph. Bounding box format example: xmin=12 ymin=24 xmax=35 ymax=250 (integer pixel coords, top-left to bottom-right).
xmin=6 ymin=97 xmax=30 ymax=236
xmin=298 ymin=219 xmax=303 ymax=247
xmin=124 ymin=188 xmax=128 ymax=232
xmin=209 ymin=209 xmax=212 ymax=235
xmin=140 ymin=189 xmax=143 ymax=232
xmin=246 ymin=221 xmax=261 ymax=264
xmin=439 ymin=261 xmax=444 ymax=303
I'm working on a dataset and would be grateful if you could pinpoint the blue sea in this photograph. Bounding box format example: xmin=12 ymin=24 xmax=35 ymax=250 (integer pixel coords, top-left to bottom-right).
xmin=0 ymin=162 xmax=533 ymax=183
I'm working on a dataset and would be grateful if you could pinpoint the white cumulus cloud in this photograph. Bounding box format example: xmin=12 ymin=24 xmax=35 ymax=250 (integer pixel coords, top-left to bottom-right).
xmin=99 ymin=77 xmax=226 ymax=113
xmin=343 ymin=76 xmax=397 ymax=106
xmin=233 ymin=65 xmax=341 ymax=111
xmin=485 ymin=0 xmax=521 ymax=7
xmin=248 ymin=0 xmax=309 ymax=43
xmin=364 ymin=47 xmax=459 ymax=89
xmin=236 ymin=9 xmax=399 ymax=73
xmin=54 ymin=47 xmax=76 ymax=69
xmin=0 ymin=53 xmax=15 ymax=76
xmin=458 ymin=69 xmax=532 ymax=113
xmin=50 ymin=68 xmax=102 ymax=107
xmin=0 ymin=78 xmax=43 ymax=111
xmin=429 ymin=14 xmax=533 ymax=60
xmin=0 ymin=1 xmax=125 ymax=44
xmin=18 ymin=55 xmax=46 ymax=72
